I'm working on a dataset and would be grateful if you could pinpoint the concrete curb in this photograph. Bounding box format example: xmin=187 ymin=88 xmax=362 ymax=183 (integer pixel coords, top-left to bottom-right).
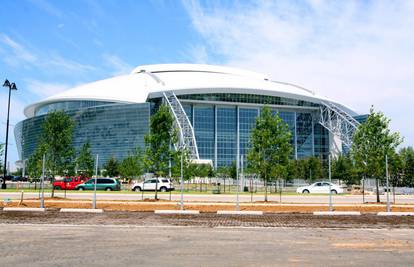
xmin=60 ymin=208 xmax=104 ymax=213
xmin=3 ymin=207 xmax=46 ymax=212
xmin=377 ymin=212 xmax=414 ymax=216
xmin=154 ymin=210 xmax=199 ymax=215
xmin=313 ymin=211 xmax=361 ymax=216
xmin=217 ymin=210 xmax=263 ymax=215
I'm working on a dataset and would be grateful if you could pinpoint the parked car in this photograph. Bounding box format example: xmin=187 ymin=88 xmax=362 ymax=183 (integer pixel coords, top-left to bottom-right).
xmin=131 ymin=178 xmax=174 ymax=192
xmin=53 ymin=176 xmax=89 ymax=190
xmin=75 ymin=178 xmax=121 ymax=191
xmin=296 ymin=181 xmax=344 ymax=194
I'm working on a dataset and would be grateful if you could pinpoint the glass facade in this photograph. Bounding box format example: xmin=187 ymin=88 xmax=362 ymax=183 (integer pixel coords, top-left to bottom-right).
xmin=216 ymin=106 xmax=237 ymax=167
xmin=193 ymin=105 xmax=215 ymax=161
xmin=239 ymin=108 xmax=258 ymax=162
xmin=35 ymin=100 xmax=116 ymax=116
xmin=16 ymin=93 xmax=331 ymax=168
xmin=179 ymin=93 xmax=318 ymax=108
xmin=296 ymin=112 xmax=314 ymax=158
xmin=15 ymin=103 xmax=150 ymax=166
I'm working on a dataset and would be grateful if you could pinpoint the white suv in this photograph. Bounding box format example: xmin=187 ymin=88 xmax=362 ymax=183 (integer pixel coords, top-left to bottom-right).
xmin=131 ymin=178 xmax=174 ymax=192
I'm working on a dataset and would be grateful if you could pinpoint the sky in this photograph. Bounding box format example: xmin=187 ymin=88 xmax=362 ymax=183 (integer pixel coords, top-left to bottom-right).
xmin=0 ymin=0 xmax=413 ymax=170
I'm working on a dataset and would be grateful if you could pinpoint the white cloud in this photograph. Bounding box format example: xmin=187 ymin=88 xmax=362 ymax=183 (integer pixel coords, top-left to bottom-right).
xmin=0 ymin=34 xmax=37 ymax=64
xmin=29 ymin=0 xmax=63 ymax=18
xmin=102 ymin=54 xmax=133 ymax=75
xmin=25 ymin=80 xmax=72 ymax=99
xmin=0 ymin=33 xmax=96 ymax=74
xmin=183 ymin=0 xmax=414 ymax=146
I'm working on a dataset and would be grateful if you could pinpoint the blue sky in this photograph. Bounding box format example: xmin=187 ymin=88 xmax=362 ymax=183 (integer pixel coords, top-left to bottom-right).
xmin=1 ymin=0 xmax=413 ymax=169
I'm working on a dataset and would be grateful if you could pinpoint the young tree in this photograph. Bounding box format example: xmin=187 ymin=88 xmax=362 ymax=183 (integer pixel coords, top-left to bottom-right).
xmin=40 ymin=111 xmax=76 ymax=197
xmin=351 ymin=107 xmax=403 ymax=202
xmin=332 ymin=154 xmax=356 ymax=185
xmin=26 ymin=144 xmax=48 ymax=186
xmin=399 ymin=147 xmax=414 ymax=187
xmin=144 ymin=104 xmax=176 ymax=199
xmin=103 ymin=157 xmax=119 ymax=177
xmin=247 ymin=106 xmax=292 ymax=201
xmin=119 ymin=148 xmax=144 ymax=181
xmin=306 ymin=157 xmax=322 ymax=181
xmin=76 ymin=142 xmax=94 ymax=177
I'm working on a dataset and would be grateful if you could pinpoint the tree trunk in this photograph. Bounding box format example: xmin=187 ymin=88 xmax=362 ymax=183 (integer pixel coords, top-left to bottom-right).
xmin=51 ymin=176 xmax=55 ymax=198
xmin=155 ymin=178 xmax=158 ymax=200
xmin=264 ymin=180 xmax=268 ymax=202
xmin=223 ymin=178 xmax=226 ymax=193
xmin=376 ymin=178 xmax=380 ymax=203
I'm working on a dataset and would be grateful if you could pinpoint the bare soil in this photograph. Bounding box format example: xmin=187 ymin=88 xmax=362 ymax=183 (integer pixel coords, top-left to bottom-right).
xmin=3 ymin=197 xmax=414 ymax=213
xmin=0 ymin=210 xmax=413 ymax=229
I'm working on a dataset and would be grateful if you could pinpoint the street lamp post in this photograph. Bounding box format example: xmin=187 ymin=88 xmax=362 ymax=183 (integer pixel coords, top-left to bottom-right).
xmin=2 ymin=79 xmax=17 ymax=190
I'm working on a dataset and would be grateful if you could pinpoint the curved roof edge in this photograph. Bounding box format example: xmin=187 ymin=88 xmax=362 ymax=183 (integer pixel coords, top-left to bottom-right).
xmin=131 ymin=63 xmax=270 ymax=81
xmin=23 ymin=64 xmax=359 ymax=118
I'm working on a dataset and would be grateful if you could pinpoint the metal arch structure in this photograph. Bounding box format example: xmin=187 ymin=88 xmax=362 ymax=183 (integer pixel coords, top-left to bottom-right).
xmin=163 ymin=91 xmax=200 ymax=160
xmin=319 ymin=101 xmax=360 ymax=149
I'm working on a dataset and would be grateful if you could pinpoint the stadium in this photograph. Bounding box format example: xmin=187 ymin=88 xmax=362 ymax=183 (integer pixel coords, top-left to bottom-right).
xmin=14 ymin=64 xmax=364 ymax=168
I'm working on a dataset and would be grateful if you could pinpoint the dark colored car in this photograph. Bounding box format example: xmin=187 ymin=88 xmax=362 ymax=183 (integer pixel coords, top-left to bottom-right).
xmin=75 ymin=178 xmax=121 ymax=191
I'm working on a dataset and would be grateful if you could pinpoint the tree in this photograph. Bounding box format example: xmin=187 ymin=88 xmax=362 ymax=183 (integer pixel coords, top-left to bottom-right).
xmin=399 ymin=147 xmax=414 ymax=187
xmin=332 ymin=154 xmax=356 ymax=185
xmin=39 ymin=111 xmax=76 ymax=197
xmin=26 ymin=143 xmax=48 ymax=187
xmin=76 ymin=142 xmax=94 ymax=177
xmin=351 ymin=107 xmax=403 ymax=202
xmin=144 ymin=104 xmax=176 ymax=177
xmin=119 ymin=148 xmax=144 ymax=181
xmin=247 ymin=106 xmax=293 ymax=201
xmin=103 ymin=157 xmax=119 ymax=177
xmin=306 ymin=157 xmax=322 ymax=181
xmin=144 ymin=104 xmax=176 ymax=199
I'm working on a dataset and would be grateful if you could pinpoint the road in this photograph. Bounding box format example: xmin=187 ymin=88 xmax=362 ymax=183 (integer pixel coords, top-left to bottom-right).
xmin=1 ymin=191 xmax=414 ymax=204
xmin=0 ymin=223 xmax=413 ymax=267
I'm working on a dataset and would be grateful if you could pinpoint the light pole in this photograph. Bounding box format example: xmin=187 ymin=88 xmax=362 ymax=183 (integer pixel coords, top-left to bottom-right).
xmin=2 ymin=79 xmax=17 ymax=189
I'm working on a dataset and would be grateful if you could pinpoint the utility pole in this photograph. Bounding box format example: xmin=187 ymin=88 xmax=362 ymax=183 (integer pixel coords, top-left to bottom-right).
xmin=386 ymin=154 xmax=390 ymax=212
xmin=40 ymin=154 xmax=45 ymax=209
xmin=93 ymin=154 xmax=98 ymax=209
xmin=180 ymin=148 xmax=184 ymax=210
xmin=2 ymin=79 xmax=17 ymax=190
xmin=236 ymin=155 xmax=241 ymax=211
xmin=328 ymin=154 xmax=333 ymax=212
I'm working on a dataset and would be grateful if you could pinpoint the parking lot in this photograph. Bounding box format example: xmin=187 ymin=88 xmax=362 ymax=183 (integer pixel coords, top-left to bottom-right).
xmin=0 ymin=220 xmax=413 ymax=267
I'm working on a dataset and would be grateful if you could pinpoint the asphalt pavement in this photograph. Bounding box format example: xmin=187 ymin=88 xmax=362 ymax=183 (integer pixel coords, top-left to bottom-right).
xmin=0 ymin=223 xmax=413 ymax=267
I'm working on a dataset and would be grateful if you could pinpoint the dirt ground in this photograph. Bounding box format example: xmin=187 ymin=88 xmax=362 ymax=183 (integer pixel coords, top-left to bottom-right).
xmin=4 ymin=197 xmax=414 ymax=213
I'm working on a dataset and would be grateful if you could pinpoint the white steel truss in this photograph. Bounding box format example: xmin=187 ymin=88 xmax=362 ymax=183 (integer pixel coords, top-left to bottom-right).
xmin=319 ymin=101 xmax=360 ymax=148
xmin=163 ymin=91 xmax=200 ymax=160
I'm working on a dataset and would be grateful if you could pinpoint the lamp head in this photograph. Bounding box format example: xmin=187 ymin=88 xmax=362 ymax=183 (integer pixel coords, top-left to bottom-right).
xmin=10 ymin=82 xmax=17 ymax=90
xmin=3 ymin=79 xmax=10 ymax=88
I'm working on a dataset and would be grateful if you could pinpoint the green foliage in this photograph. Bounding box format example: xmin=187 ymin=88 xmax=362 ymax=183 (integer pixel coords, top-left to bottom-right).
xmin=144 ymin=104 xmax=176 ymax=177
xmin=40 ymin=110 xmax=76 ymax=176
xmin=26 ymin=144 xmax=47 ymax=178
xmin=247 ymin=106 xmax=292 ymax=200
xmin=119 ymin=148 xmax=144 ymax=179
xmin=306 ymin=157 xmax=322 ymax=181
xmin=399 ymin=147 xmax=414 ymax=187
xmin=332 ymin=154 xmax=357 ymax=185
xmin=103 ymin=156 xmax=119 ymax=177
xmin=351 ymin=107 xmax=403 ymax=180
xmin=76 ymin=142 xmax=94 ymax=177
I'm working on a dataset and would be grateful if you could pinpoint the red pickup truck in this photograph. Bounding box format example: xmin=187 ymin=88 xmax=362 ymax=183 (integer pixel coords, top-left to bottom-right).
xmin=53 ymin=176 xmax=90 ymax=190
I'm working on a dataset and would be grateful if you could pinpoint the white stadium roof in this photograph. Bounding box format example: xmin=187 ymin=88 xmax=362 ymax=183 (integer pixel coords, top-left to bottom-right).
xmin=24 ymin=64 xmax=356 ymax=118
